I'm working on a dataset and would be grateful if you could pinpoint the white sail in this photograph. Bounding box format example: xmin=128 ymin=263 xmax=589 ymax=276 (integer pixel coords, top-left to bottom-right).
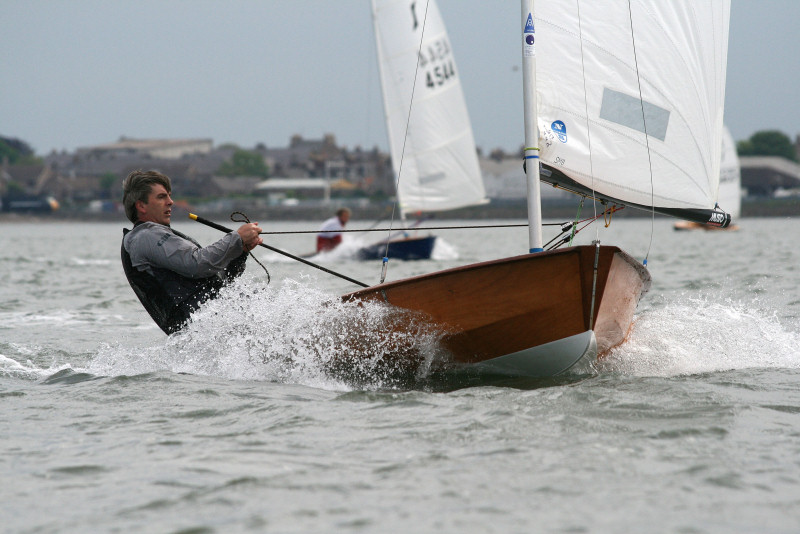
xmin=372 ymin=0 xmax=487 ymax=215
xmin=718 ymin=126 xmax=741 ymax=219
xmin=533 ymin=1 xmax=730 ymax=220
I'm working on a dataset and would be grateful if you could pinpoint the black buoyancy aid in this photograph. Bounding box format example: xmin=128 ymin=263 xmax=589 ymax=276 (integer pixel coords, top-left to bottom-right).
xmin=121 ymin=227 xmax=233 ymax=334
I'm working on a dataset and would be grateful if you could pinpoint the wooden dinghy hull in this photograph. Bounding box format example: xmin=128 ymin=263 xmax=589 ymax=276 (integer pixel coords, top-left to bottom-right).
xmin=344 ymin=245 xmax=651 ymax=377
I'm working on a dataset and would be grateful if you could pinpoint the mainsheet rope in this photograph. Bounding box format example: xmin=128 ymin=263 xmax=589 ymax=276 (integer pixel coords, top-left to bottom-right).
xmin=231 ymin=211 xmax=270 ymax=281
xmin=190 ymin=212 xmax=369 ymax=288
xmin=212 ymin=204 xmax=616 ymax=288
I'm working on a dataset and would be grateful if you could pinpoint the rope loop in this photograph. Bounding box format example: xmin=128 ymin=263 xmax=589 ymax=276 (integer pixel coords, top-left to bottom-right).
xmin=230 ymin=211 xmax=270 ymax=283
xmin=603 ymin=205 xmax=614 ymax=227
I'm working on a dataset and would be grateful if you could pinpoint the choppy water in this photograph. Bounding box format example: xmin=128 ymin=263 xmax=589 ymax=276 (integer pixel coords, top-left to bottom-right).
xmin=2 ymin=216 xmax=800 ymax=533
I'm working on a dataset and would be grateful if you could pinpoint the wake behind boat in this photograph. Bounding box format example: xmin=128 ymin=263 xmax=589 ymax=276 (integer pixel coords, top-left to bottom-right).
xmin=340 ymin=0 xmax=731 ymax=378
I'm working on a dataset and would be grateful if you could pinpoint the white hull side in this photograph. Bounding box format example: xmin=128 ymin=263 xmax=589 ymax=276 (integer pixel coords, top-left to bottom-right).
xmin=467 ymin=330 xmax=597 ymax=377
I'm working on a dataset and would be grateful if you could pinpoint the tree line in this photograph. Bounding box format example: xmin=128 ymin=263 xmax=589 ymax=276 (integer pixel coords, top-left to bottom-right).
xmin=0 ymin=136 xmax=271 ymax=178
xmin=736 ymin=130 xmax=797 ymax=162
xmin=0 ymin=137 xmax=42 ymax=165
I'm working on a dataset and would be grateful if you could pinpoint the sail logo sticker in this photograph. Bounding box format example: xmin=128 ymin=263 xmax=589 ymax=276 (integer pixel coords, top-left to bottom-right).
xmin=708 ymin=212 xmax=725 ymax=225
xmin=523 ymin=13 xmax=535 ymax=56
xmin=552 ymin=120 xmax=567 ymax=143
xmin=524 ymin=14 xmax=535 ymax=34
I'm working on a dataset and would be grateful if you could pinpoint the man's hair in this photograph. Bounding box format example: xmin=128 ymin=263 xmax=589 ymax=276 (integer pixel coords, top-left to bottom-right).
xmin=122 ymin=170 xmax=171 ymax=223
xmin=336 ymin=207 xmax=351 ymax=217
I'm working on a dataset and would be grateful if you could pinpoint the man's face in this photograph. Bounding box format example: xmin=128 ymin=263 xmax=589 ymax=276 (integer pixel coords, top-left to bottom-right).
xmin=339 ymin=211 xmax=350 ymax=225
xmin=136 ymin=184 xmax=173 ymax=225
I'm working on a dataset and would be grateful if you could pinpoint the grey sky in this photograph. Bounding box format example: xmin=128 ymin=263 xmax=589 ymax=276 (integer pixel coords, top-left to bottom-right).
xmin=2 ymin=1 xmax=797 ymax=155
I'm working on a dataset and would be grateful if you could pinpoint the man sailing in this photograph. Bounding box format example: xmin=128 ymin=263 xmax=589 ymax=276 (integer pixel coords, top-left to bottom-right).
xmin=316 ymin=207 xmax=350 ymax=252
xmin=121 ymin=170 xmax=263 ymax=334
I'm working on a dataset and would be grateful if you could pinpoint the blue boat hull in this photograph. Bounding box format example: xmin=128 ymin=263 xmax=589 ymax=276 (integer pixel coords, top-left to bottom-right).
xmin=357 ymin=235 xmax=436 ymax=261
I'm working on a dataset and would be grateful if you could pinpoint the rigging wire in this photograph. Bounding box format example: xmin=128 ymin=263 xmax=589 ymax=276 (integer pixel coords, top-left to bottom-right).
xmin=567 ymin=197 xmax=584 ymax=246
xmin=574 ymin=1 xmax=604 ymax=329
xmin=627 ymin=0 xmax=656 ymax=266
xmin=255 ymin=221 xmax=565 ymax=236
xmin=220 ymin=212 xmax=368 ymax=288
xmin=379 ymin=0 xmax=431 ymax=283
xmin=543 ymin=205 xmax=624 ymax=252
xmin=220 ymin=201 xmax=613 ymax=287
xmin=574 ymin=0 xmax=599 ymax=244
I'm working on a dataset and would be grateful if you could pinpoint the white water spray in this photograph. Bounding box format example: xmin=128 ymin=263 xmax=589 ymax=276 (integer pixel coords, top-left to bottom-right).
xmin=87 ymin=276 xmax=447 ymax=390
xmin=599 ymin=293 xmax=800 ymax=377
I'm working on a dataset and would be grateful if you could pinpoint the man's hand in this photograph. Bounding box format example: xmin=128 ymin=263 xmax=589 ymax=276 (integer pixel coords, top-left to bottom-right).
xmin=237 ymin=222 xmax=263 ymax=252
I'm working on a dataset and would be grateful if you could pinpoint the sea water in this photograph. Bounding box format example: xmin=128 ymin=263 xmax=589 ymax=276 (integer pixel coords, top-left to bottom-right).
xmin=2 ymin=216 xmax=800 ymax=533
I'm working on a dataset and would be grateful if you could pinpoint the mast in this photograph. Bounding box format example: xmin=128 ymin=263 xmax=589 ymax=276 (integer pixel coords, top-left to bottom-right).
xmin=521 ymin=0 xmax=543 ymax=253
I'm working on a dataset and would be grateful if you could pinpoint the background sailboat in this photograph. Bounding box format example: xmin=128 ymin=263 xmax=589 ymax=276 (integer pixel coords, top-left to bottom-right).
xmin=718 ymin=127 xmax=743 ymax=221
xmin=675 ymin=126 xmax=742 ymax=230
xmin=358 ymin=0 xmax=488 ymax=261
xmin=344 ymin=0 xmax=730 ymax=379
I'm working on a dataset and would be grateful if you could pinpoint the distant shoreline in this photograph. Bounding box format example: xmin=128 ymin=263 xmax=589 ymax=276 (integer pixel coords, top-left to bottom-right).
xmin=1 ymin=197 xmax=798 ymax=223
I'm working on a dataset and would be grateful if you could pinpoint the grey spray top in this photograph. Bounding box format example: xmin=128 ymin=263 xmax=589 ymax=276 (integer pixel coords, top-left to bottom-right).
xmin=123 ymin=222 xmax=244 ymax=279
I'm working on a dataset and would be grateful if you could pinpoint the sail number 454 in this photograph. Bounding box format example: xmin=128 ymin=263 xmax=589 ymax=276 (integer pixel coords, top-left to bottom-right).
xmin=417 ymin=37 xmax=457 ymax=89
xmin=425 ymin=61 xmax=456 ymax=89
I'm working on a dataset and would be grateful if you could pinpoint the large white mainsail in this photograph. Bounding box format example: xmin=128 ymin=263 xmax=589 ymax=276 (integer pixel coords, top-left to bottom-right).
xmin=371 ymin=0 xmax=487 ymax=215
xmin=533 ymin=1 xmax=731 ymax=225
